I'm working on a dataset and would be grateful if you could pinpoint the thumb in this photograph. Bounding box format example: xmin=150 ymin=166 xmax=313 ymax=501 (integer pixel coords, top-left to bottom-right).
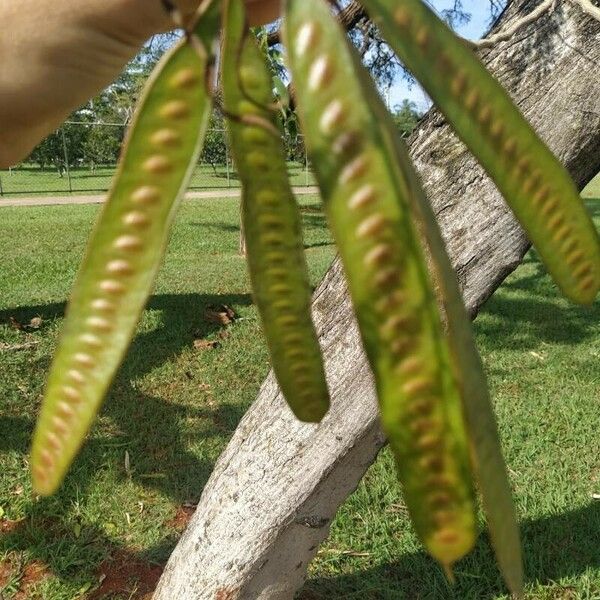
xmin=167 ymin=0 xmax=280 ymax=28
xmin=245 ymin=0 xmax=281 ymax=26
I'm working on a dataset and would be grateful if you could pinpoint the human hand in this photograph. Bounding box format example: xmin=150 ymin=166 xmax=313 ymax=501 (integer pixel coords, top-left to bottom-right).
xmin=173 ymin=0 xmax=279 ymax=29
xmin=0 ymin=0 xmax=280 ymax=168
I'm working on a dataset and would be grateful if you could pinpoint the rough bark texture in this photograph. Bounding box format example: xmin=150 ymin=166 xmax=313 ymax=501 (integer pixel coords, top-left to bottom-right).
xmin=154 ymin=2 xmax=600 ymax=598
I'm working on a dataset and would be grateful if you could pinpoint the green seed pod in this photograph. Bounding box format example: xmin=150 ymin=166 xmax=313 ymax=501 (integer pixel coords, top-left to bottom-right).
xmin=361 ymin=0 xmax=600 ymax=305
xmin=285 ymin=0 xmax=478 ymax=571
xmin=368 ymin=67 xmax=524 ymax=598
xmin=221 ymin=0 xmax=330 ymax=422
xmin=30 ymin=6 xmax=221 ymax=496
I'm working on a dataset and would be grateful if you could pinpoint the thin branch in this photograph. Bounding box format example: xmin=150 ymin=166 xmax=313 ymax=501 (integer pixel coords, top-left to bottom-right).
xmin=357 ymin=21 xmax=373 ymax=57
xmin=570 ymin=0 xmax=600 ymax=21
xmin=468 ymin=0 xmax=556 ymax=48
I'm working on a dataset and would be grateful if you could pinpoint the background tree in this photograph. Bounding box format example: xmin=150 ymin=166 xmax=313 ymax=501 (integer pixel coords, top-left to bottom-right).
xmin=82 ymin=124 xmax=124 ymax=171
xmin=392 ymin=99 xmax=422 ymax=137
xmin=28 ymin=122 xmax=87 ymax=176
xmin=201 ymin=111 xmax=228 ymax=176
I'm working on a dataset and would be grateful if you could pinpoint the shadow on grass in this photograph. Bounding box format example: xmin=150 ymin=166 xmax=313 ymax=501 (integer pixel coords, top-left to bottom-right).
xmin=188 ymin=221 xmax=240 ymax=233
xmin=0 ymin=407 xmax=245 ymax=589
xmin=300 ymin=503 xmax=600 ymax=600
xmin=473 ymin=251 xmax=600 ymax=352
xmin=0 ymin=290 xmax=256 ymax=590
xmin=0 ymin=291 xmax=252 ymax=499
xmin=302 ymin=212 xmax=332 ymax=250
xmin=0 ymin=291 xmax=251 ymax=379
xmin=0 ymin=386 xmax=243 ymax=501
xmin=0 ymin=415 xmax=30 ymax=453
xmin=2 ymin=462 xmax=598 ymax=596
xmin=182 ymin=212 xmax=331 ymax=250
xmin=0 ymin=507 xmax=178 ymax=593
xmin=0 ymin=395 xmax=245 ymax=592
xmin=302 ymin=212 xmax=327 ymax=226
xmin=204 ymin=171 xmax=238 ymax=181
xmin=305 ymin=241 xmax=333 ymax=250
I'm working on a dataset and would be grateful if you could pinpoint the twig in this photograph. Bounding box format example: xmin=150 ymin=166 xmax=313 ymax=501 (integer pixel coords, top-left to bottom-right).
xmin=570 ymin=0 xmax=600 ymax=21
xmin=467 ymin=0 xmax=557 ymax=49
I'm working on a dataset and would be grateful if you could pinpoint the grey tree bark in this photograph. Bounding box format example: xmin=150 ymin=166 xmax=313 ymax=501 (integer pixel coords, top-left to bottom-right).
xmin=154 ymin=2 xmax=600 ymax=598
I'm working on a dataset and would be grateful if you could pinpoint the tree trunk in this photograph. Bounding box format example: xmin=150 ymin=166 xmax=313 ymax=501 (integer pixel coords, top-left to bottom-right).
xmin=154 ymin=2 xmax=600 ymax=598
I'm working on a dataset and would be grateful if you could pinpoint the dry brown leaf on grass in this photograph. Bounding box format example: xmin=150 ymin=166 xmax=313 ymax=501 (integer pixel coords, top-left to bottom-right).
xmin=193 ymin=339 xmax=220 ymax=351
xmin=8 ymin=316 xmax=42 ymax=331
xmin=203 ymin=305 xmax=236 ymax=325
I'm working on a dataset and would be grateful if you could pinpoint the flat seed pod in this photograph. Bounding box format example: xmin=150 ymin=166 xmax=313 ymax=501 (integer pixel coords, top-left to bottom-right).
xmin=30 ymin=5 xmax=221 ymax=496
xmin=361 ymin=0 xmax=600 ymax=305
xmin=368 ymin=55 xmax=524 ymax=600
xmin=285 ymin=0 xmax=477 ymax=572
xmin=221 ymin=0 xmax=329 ymax=422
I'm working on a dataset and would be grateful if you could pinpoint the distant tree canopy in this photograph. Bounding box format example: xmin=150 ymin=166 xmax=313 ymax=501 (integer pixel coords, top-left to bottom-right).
xmin=392 ymin=99 xmax=423 ymax=137
xmin=27 ymin=123 xmax=89 ymax=174
xmin=24 ymin=1 xmax=502 ymax=172
xmin=25 ymin=40 xmax=170 ymax=171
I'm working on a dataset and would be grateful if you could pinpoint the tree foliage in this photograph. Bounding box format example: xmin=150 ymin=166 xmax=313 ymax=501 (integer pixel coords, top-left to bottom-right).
xmin=392 ymin=99 xmax=423 ymax=137
xmin=23 ymin=1 xmax=505 ymax=173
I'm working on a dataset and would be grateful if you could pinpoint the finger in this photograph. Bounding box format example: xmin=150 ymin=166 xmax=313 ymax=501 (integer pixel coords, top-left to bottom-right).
xmin=245 ymin=0 xmax=280 ymax=26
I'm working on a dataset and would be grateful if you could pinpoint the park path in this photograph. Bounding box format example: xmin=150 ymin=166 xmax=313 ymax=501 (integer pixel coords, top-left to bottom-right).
xmin=0 ymin=186 xmax=320 ymax=208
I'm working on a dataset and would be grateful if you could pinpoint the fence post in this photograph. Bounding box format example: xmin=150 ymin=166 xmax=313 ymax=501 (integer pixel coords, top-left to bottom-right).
xmin=61 ymin=128 xmax=73 ymax=194
xmin=0 ymin=172 xmax=3 ymax=197
xmin=304 ymin=141 xmax=309 ymax=187
xmin=225 ymin=136 xmax=231 ymax=188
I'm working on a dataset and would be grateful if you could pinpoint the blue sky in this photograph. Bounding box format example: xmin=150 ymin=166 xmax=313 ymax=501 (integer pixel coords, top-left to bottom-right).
xmin=387 ymin=1 xmax=495 ymax=111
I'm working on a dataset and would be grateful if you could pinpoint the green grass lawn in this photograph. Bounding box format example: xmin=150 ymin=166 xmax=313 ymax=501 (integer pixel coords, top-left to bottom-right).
xmin=0 ymin=195 xmax=598 ymax=599
xmin=0 ymin=163 xmax=315 ymax=198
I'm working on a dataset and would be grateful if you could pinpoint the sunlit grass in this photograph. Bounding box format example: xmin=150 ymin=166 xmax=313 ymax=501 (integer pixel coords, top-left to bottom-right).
xmin=0 ymin=196 xmax=598 ymax=598
xmin=0 ymin=163 xmax=315 ymax=198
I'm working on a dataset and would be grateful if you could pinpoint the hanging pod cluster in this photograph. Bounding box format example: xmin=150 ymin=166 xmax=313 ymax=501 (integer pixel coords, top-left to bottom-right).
xmin=284 ymin=0 xmax=522 ymax=589
xmin=30 ymin=0 xmax=599 ymax=595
